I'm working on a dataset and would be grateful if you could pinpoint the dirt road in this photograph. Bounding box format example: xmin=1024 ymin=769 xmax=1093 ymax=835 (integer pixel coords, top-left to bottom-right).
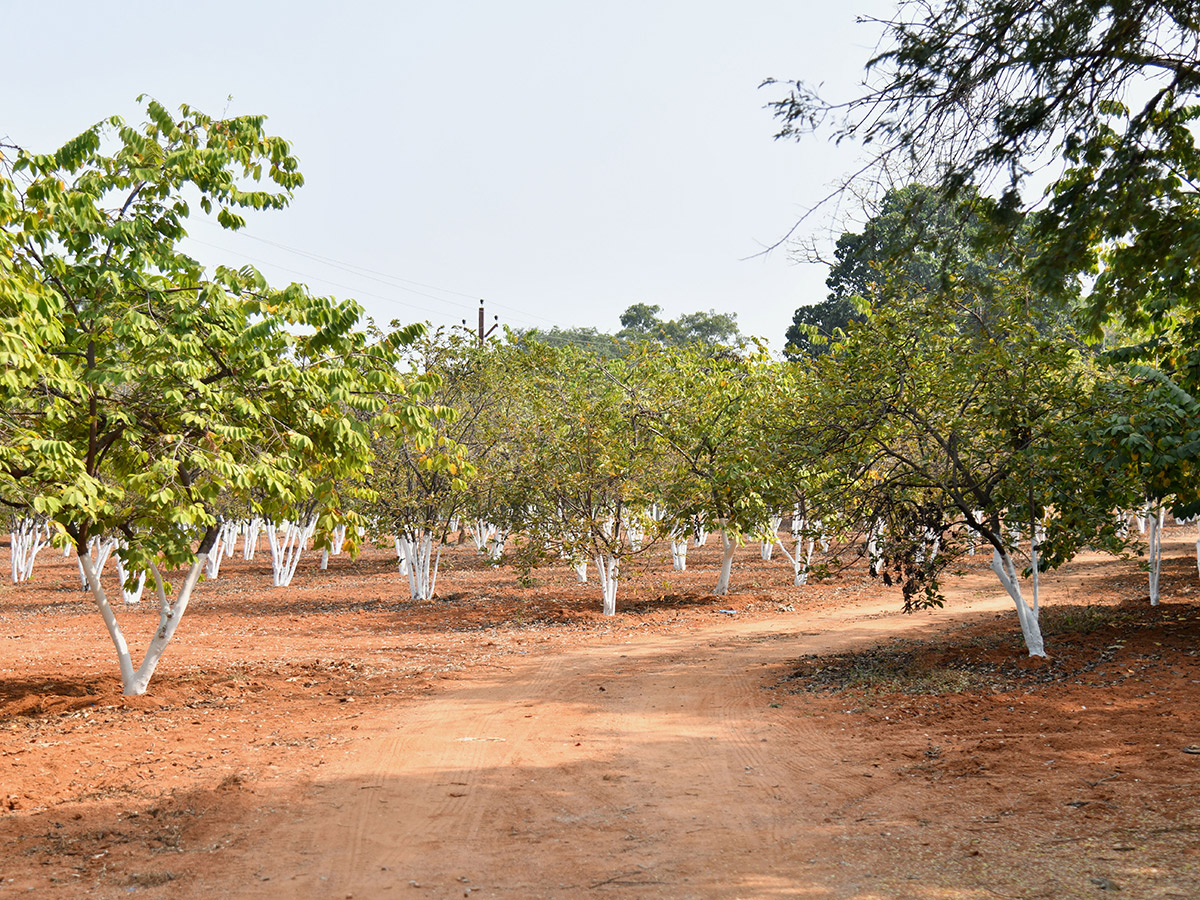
xmin=5 ymin=538 xmax=1197 ymax=899
xmin=206 ymin=594 xmax=1020 ymax=900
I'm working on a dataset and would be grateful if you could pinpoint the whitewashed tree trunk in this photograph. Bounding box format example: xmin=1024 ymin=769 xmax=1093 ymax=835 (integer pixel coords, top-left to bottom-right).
xmin=77 ymin=536 xmax=117 ymax=590
xmin=113 ymin=544 xmax=147 ymax=605
xmin=925 ymin=527 xmax=940 ymax=562
xmin=670 ymin=533 xmax=688 ymax=571
xmin=265 ymin=519 xmax=316 ymax=587
xmin=714 ymin=525 xmax=736 ymax=596
xmin=760 ymin=514 xmax=782 ymax=560
xmin=777 ymin=533 xmax=816 ymax=586
xmin=573 ymin=559 xmax=588 ymax=583
xmin=487 ymin=528 xmax=508 ymax=562
xmin=817 ymin=521 xmax=830 ymax=553
xmin=220 ymin=521 xmax=238 ymax=559
xmin=990 ymin=547 xmax=1045 ymax=658
xmin=80 ymin=545 xmax=208 ymax=696
xmin=867 ymin=519 xmax=883 ymax=575
xmin=626 ymin=517 xmax=646 ymax=552
xmin=469 ymin=519 xmax=495 ymax=553
xmin=1194 ymin=520 xmax=1200 ymax=579
xmin=242 ymin=518 xmax=263 ymax=560
xmin=393 ymin=536 xmax=411 ymax=574
xmin=693 ymin=518 xmax=710 ymax=548
xmin=10 ymin=518 xmax=49 ymax=583
xmin=594 ymin=552 xmax=619 ymax=616
xmin=319 ymin=524 xmax=347 ymax=571
xmin=204 ymin=527 xmax=227 ymax=579
xmin=397 ymin=531 xmax=441 ymax=601
xmin=1148 ymin=505 xmax=1165 ymax=606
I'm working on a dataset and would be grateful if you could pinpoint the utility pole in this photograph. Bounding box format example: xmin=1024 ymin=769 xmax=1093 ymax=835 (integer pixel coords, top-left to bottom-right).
xmin=465 ymin=299 xmax=500 ymax=347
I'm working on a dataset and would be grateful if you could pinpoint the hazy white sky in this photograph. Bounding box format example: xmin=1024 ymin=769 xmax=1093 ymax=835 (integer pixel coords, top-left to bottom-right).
xmin=4 ymin=1 xmax=894 ymax=350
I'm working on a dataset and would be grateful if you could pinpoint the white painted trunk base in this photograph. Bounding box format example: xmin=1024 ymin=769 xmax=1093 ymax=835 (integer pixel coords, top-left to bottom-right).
xmin=670 ymin=537 xmax=688 ymax=572
xmin=113 ymin=545 xmax=147 ymax=605
xmin=266 ymin=519 xmax=316 ymax=587
xmin=242 ymin=518 xmax=263 ymax=560
xmin=80 ymin=548 xmax=207 ymax=696
xmin=487 ymin=529 xmax=508 ymax=562
xmin=777 ymin=534 xmax=816 ymax=586
xmin=77 ymin=537 xmax=117 ymax=590
xmin=594 ymin=553 xmax=619 ymax=616
xmin=10 ymin=518 xmax=50 ymax=583
xmin=397 ymin=532 xmax=441 ymax=601
xmin=990 ymin=547 xmax=1045 ymax=657
xmin=714 ymin=527 xmax=736 ymax=596
xmin=469 ymin=519 xmax=495 ymax=553
xmin=1148 ymin=506 xmax=1165 ymax=605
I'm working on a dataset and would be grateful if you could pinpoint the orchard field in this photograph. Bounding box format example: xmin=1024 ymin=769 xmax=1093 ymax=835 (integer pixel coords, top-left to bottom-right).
xmin=8 ymin=4 xmax=1200 ymax=897
xmin=1 ymin=525 xmax=1197 ymax=899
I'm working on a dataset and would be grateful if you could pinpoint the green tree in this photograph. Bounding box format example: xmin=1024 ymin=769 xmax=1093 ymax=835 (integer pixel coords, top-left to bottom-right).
xmin=513 ymin=345 xmax=660 ymax=614
xmin=0 ymin=100 xmax=431 ymax=694
xmin=785 ymin=184 xmax=1070 ymax=357
xmin=617 ymin=304 xmax=745 ymax=350
xmin=793 ymin=282 xmax=1132 ymax=656
xmin=510 ymin=325 xmax=623 ymax=359
xmin=768 ymin=3 xmax=1200 ymax=493
xmin=627 ymin=342 xmax=783 ymax=595
xmin=784 ymin=296 xmax=863 ymax=360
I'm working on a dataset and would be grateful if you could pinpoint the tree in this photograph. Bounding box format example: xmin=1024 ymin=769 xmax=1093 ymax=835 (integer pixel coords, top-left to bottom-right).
xmin=517 ymin=305 xmax=746 ymax=358
xmin=617 ymin=304 xmax=745 ymax=350
xmin=618 ymin=302 xmax=664 ymax=336
xmin=511 ymin=345 xmax=660 ymax=614
xmin=785 ymin=183 xmax=1073 ymax=358
xmin=0 ymin=100 xmax=431 ymax=694
xmin=767 ymin=1 xmax=1200 ymax=372
xmin=792 ymin=280 xmax=1132 ymax=656
xmin=627 ymin=343 xmax=783 ymax=595
xmin=510 ymin=325 xmax=623 ymax=359
xmin=784 ymin=296 xmax=863 ymax=360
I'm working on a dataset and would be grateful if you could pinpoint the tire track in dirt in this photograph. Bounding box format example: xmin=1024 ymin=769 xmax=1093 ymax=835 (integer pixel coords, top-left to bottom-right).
xmin=209 ymin=593 xmax=1021 ymax=900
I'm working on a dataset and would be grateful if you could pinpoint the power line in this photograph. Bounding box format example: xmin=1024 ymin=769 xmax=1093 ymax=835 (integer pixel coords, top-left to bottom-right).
xmin=192 ymin=219 xmax=568 ymax=328
xmin=182 ymin=235 xmax=533 ymax=325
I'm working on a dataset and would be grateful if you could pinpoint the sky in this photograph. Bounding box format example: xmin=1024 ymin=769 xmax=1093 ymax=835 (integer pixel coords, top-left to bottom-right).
xmin=3 ymin=1 xmax=894 ymax=351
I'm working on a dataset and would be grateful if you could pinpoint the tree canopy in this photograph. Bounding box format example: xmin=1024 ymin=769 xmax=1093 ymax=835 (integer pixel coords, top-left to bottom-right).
xmin=0 ymin=99 xmax=431 ymax=693
xmin=768 ymin=1 xmax=1200 ymax=333
xmin=518 ymin=303 xmax=745 ymax=356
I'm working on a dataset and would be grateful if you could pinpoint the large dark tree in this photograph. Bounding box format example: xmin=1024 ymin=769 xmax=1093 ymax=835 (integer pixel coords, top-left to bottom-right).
xmin=769 ymin=2 xmax=1200 ymax=508
xmin=768 ymin=0 xmax=1200 ymax=333
xmin=785 ymin=183 xmax=1063 ymax=358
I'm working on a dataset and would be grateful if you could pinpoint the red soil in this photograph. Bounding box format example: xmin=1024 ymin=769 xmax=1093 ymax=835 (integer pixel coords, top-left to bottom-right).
xmin=1 ymin=528 xmax=1197 ymax=899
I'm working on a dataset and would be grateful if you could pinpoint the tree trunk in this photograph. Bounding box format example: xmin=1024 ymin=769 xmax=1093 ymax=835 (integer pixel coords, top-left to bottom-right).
xmin=1148 ymin=506 xmax=1165 ymax=605
xmin=487 ymin=528 xmax=507 ymax=562
xmin=242 ymin=518 xmax=263 ymax=560
xmin=594 ymin=552 xmax=619 ymax=616
xmin=10 ymin=518 xmax=49 ymax=583
xmin=670 ymin=536 xmax=688 ymax=571
xmin=714 ymin=526 xmax=736 ymax=596
xmin=113 ymin=545 xmax=147 ymax=604
xmin=777 ymin=534 xmax=815 ymax=586
xmin=867 ymin=519 xmax=883 ymax=575
xmin=81 ymin=545 xmax=209 ymax=696
xmin=398 ymin=531 xmax=441 ymax=600
xmin=990 ymin=548 xmax=1046 ymax=658
xmin=266 ymin=519 xmax=316 ymax=587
